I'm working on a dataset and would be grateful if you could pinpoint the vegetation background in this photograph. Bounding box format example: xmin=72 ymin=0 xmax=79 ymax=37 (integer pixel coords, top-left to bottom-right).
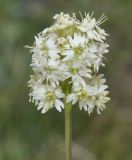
xmin=0 ymin=0 xmax=132 ymax=159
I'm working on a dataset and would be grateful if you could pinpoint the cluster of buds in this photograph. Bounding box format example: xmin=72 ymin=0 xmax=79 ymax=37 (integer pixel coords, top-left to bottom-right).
xmin=27 ymin=12 xmax=110 ymax=114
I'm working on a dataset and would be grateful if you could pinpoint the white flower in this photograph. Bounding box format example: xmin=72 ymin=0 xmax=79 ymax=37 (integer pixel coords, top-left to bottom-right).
xmin=31 ymin=57 xmax=69 ymax=87
xmin=29 ymin=84 xmax=65 ymax=113
xmin=52 ymin=12 xmax=78 ymax=31
xmin=62 ymin=32 xmax=88 ymax=61
xmin=66 ymin=75 xmax=110 ymax=114
xmin=27 ymin=12 xmax=110 ymax=114
xmin=67 ymin=62 xmax=92 ymax=87
xmin=78 ymin=13 xmax=108 ymax=42
xmin=32 ymin=33 xmax=60 ymax=60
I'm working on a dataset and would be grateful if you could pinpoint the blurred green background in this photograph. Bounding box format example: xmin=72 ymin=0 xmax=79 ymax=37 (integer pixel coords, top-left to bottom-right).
xmin=0 ymin=0 xmax=132 ymax=160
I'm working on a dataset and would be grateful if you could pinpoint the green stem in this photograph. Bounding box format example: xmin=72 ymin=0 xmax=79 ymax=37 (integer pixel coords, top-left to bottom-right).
xmin=64 ymin=85 xmax=72 ymax=160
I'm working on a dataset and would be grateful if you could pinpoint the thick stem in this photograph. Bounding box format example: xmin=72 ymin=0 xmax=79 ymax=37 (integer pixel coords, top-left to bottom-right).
xmin=64 ymin=85 xmax=72 ymax=160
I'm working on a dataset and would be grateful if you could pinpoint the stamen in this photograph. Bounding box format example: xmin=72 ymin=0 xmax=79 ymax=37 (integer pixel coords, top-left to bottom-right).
xmin=96 ymin=13 xmax=108 ymax=25
xmin=79 ymin=11 xmax=83 ymax=20
xmin=90 ymin=11 xmax=94 ymax=18
xmin=84 ymin=11 xmax=87 ymax=17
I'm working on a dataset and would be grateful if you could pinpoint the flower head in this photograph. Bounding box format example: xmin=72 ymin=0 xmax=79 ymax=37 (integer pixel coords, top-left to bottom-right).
xmin=27 ymin=12 xmax=110 ymax=114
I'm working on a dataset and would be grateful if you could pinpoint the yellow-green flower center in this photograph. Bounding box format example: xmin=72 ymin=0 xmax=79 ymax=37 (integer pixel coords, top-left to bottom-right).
xmin=46 ymin=92 xmax=55 ymax=101
xmin=74 ymin=46 xmax=83 ymax=55
xmin=40 ymin=44 xmax=48 ymax=53
xmin=57 ymin=26 xmax=76 ymax=37
xmin=77 ymin=90 xmax=88 ymax=100
xmin=70 ymin=68 xmax=78 ymax=74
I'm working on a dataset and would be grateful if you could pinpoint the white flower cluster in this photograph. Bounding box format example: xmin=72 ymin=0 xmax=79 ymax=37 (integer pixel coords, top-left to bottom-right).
xmin=28 ymin=12 xmax=110 ymax=114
